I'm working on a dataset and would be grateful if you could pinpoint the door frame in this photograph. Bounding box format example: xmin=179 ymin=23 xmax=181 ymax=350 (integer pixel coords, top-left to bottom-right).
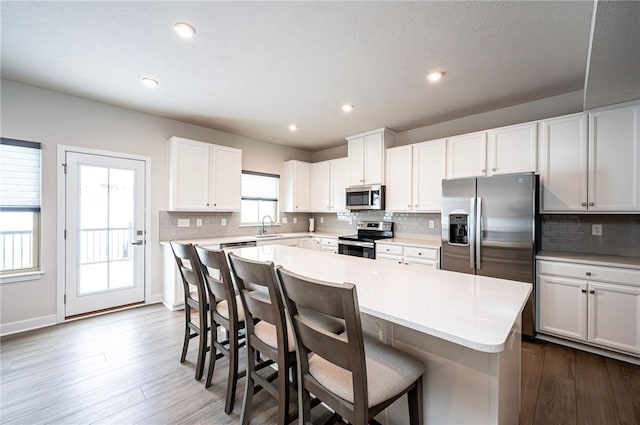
xmin=56 ymin=145 xmax=151 ymax=323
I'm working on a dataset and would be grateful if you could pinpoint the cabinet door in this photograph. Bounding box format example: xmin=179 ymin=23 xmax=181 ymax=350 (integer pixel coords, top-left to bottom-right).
xmin=538 ymin=274 xmax=588 ymax=341
xmin=405 ymin=257 xmax=439 ymax=269
xmin=310 ymin=161 xmax=331 ymax=212
xmin=348 ymin=137 xmax=365 ymax=185
xmin=297 ymin=238 xmax=312 ymax=249
xmin=211 ymin=146 xmax=242 ymax=211
xmin=377 ymin=253 xmax=403 ymax=265
xmin=283 ymin=161 xmax=310 ymax=212
xmin=413 ymin=139 xmax=446 ymax=212
xmin=330 ymin=158 xmax=349 ymax=212
xmin=169 ymin=138 xmax=211 ymax=210
xmin=588 ymin=104 xmax=640 ymax=212
xmin=446 ymin=132 xmax=487 ymax=179
xmin=538 ymin=113 xmax=588 ymax=212
xmin=385 ymin=145 xmax=413 ymax=211
xmin=364 ymin=132 xmax=384 ymax=184
xmin=588 ymin=281 xmax=640 ymax=355
xmin=487 ymin=122 xmax=537 ymax=175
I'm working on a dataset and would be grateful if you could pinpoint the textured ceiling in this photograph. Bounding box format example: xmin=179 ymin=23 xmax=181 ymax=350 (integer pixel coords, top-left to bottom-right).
xmin=1 ymin=1 xmax=636 ymax=151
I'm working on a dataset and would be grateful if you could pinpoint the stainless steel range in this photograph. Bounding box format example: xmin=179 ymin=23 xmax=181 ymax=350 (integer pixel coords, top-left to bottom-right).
xmin=338 ymin=221 xmax=394 ymax=259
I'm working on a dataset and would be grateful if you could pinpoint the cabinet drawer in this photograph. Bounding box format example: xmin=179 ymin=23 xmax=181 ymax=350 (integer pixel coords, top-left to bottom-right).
xmin=538 ymin=260 xmax=640 ymax=286
xmin=322 ymin=238 xmax=337 ymax=247
xmin=376 ymin=244 xmax=402 ymax=256
xmin=404 ymin=246 xmax=439 ymax=260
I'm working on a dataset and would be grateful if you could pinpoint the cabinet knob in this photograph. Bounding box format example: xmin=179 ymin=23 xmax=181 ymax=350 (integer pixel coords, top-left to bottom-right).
xmin=418 ymin=252 xmax=422 ymax=256
xmin=581 ymin=289 xmax=587 ymax=293
xmin=408 ymin=204 xmax=411 ymax=207
xmin=589 ymin=290 xmax=595 ymax=294
xmin=588 ymin=202 xmax=594 ymax=206
xmin=214 ymin=203 xmax=216 ymax=206
xmin=581 ymin=202 xmax=587 ymax=206
xmin=491 ymin=168 xmax=496 ymax=172
xmin=586 ymin=271 xmax=592 ymax=276
xmin=398 ymin=261 xmax=402 ymax=264
xmin=206 ymin=203 xmax=210 ymax=206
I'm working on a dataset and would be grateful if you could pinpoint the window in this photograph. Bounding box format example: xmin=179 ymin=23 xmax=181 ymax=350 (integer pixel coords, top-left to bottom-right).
xmin=0 ymin=138 xmax=41 ymax=275
xmin=241 ymin=171 xmax=279 ymax=224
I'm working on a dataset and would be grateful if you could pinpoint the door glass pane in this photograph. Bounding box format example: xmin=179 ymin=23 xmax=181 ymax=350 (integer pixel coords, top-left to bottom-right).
xmin=79 ymin=165 xmax=135 ymax=294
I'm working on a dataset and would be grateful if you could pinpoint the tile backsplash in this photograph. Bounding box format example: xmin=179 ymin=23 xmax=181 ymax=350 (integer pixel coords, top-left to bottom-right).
xmin=312 ymin=211 xmax=442 ymax=240
xmin=541 ymin=214 xmax=640 ymax=257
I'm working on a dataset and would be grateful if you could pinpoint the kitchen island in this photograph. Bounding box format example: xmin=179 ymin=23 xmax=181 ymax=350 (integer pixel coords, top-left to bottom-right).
xmin=231 ymin=245 xmax=532 ymax=425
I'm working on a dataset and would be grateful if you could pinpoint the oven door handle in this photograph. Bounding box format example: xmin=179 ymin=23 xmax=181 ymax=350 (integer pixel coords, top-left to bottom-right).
xmin=338 ymin=240 xmax=375 ymax=249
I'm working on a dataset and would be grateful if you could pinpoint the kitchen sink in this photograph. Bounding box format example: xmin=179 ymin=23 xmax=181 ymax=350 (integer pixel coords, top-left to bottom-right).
xmin=254 ymin=234 xmax=284 ymax=238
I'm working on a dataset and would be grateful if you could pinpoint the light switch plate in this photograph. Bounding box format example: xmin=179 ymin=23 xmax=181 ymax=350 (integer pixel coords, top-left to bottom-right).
xmin=177 ymin=219 xmax=190 ymax=227
xmin=196 ymin=219 xmax=202 ymax=227
xmin=221 ymin=218 xmax=227 ymax=226
xmin=592 ymin=224 xmax=602 ymax=236
xmin=281 ymin=217 xmax=288 ymax=224
xmin=320 ymin=217 xmax=324 ymax=224
xmin=428 ymin=220 xmax=435 ymax=229
xmin=293 ymin=217 xmax=297 ymax=224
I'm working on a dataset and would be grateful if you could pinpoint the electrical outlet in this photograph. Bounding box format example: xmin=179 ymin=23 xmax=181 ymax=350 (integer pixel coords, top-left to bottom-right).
xmin=320 ymin=217 xmax=324 ymax=224
xmin=221 ymin=218 xmax=227 ymax=226
xmin=281 ymin=217 xmax=288 ymax=224
xmin=177 ymin=219 xmax=190 ymax=227
xmin=293 ymin=217 xmax=297 ymax=224
xmin=196 ymin=219 xmax=202 ymax=227
xmin=428 ymin=220 xmax=435 ymax=229
xmin=592 ymin=224 xmax=602 ymax=236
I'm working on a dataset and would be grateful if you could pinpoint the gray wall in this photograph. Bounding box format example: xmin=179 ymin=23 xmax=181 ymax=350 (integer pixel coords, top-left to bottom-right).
xmin=0 ymin=79 xmax=311 ymax=327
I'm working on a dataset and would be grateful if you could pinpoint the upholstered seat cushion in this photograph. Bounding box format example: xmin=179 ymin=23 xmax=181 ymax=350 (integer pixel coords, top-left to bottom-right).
xmin=308 ymin=335 xmax=424 ymax=407
xmin=254 ymin=320 xmax=296 ymax=352
xmin=215 ymin=296 xmax=245 ymax=322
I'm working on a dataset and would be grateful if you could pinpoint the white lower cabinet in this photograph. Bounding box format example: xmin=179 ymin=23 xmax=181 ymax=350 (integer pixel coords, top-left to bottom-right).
xmin=301 ymin=237 xmax=337 ymax=253
xmin=376 ymin=243 xmax=440 ymax=269
xmin=537 ymin=259 xmax=640 ymax=356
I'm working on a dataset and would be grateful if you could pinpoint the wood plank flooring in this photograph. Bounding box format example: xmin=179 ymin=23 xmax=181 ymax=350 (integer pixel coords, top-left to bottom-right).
xmin=1 ymin=304 xmax=638 ymax=424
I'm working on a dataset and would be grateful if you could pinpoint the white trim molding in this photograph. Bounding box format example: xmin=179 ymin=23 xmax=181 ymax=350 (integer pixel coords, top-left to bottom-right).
xmin=1 ymin=314 xmax=56 ymax=337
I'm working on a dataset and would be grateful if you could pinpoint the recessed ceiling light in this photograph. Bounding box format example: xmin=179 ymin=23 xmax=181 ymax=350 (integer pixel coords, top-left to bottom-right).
xmin=426 ymin=70 xmax=445 ymax=82
xmin=342 ymin=104 xmax=354 ymax=112
xmin=142 ymin=77 xmax=159 ymax=88
xmin=288 ymin=124 xmax=299 ymax=132
xmin=174 ymin=22 xmax=196 ymax=39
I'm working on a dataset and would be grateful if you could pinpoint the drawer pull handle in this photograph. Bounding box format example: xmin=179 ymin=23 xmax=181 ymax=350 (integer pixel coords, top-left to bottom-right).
xmin=581 ymin=202 xmax=587 ymax=207
xmin=586 ymin=272 xmax=592 ymax=276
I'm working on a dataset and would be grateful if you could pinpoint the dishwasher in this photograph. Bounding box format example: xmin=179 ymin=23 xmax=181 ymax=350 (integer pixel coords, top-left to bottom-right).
xmin=219 ymin=240 xmax=257 ymax=249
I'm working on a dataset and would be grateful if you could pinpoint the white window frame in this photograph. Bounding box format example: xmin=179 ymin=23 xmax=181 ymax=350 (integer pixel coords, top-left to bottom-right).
xmin=240 ymin=171 xmax=280 ymax=225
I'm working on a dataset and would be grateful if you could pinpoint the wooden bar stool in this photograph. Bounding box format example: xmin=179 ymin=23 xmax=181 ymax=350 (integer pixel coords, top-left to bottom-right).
xmin=227 ymin=252 xmax=296 ymax=425
xmin=169 ymin=241 xmax=209 ymax=381
xmin=276 ymin=267 xmax=425 ymax=425
xmin=194 ymin=245 xmax=246 ymax=414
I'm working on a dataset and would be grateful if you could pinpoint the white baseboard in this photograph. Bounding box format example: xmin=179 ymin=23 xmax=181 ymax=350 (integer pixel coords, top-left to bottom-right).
xmin=536 ymin=333 xmax=640 ymax=366
xmin=1 ymin=314 xmax=57 ymax=337
xmin=148 ymin=294 xmax=163 ymax=304
xmin=162 ymin=300 xmax=185 ymax=311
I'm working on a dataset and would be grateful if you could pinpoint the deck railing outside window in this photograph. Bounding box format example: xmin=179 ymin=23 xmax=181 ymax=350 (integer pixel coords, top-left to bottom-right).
xmin=0 ymin=230 xmax=33 ymax=271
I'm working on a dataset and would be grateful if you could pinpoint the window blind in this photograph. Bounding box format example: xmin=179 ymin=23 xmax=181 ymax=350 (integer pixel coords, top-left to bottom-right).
xmin=0 ymin=138 xmax=42 ymax=211
xmin=241 ymin=171 xmax=279 ymax=201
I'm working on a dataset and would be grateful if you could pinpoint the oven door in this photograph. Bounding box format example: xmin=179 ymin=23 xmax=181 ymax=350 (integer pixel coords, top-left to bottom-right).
xmin=338 ymin=240 xmax=376 ymax=259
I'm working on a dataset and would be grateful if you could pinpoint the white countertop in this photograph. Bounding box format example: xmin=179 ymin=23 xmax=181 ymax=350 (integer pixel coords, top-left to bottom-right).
xmin=160 ymin=231 xmax=342 ymax=247
xmin=377 ymin=238 xmax=441 ymax=249
xmin=537 ymin=250 xmax=640 ymax=270
xmin=230 ymin=245 xmax=531 ymax=353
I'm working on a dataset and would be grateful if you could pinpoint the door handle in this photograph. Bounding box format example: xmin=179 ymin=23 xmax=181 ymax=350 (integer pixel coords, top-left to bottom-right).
xmin=476 ymin=197 xmax=482 ymax=270
xmin=131 ymin=240 xmax=145 ymax=246
xmin=469 ymin=198 xmax=475 ymax=270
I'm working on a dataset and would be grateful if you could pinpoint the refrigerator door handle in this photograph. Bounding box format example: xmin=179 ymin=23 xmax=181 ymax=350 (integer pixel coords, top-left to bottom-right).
xmin=476 ymin=197 xmax=482 ymax=270
xmin=469 ymin=197 xmax=476 ymax=269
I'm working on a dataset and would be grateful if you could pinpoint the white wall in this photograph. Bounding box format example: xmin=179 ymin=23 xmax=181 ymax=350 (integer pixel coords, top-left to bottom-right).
xmin=0 ymin=79 xmax=311 ymax=330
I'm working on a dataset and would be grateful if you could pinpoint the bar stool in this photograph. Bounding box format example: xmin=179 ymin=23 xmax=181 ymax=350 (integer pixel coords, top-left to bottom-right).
xmin=194 ymin=245 xmax=246 ymax=414
xmin=169 ymin=241 xmax=209 ymax=381
xmin=227 ymin=252 xmax=297 ymax=425
xmin=276 ymin=267 xmax=425 ymax=425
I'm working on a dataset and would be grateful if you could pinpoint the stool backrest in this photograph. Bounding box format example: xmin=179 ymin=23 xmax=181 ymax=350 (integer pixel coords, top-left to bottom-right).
xmin=276 ymin=267 xmax=367 ymax=408
xmin=169 ymin=241 xmax=207 ymax=306
xmin=227 ymin=252 xmax=289 ymax=352
xmin=194 ymin=246 xmax=235 ymax=307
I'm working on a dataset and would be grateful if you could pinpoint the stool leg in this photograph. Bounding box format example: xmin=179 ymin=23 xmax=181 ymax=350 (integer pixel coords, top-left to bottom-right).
xmin=180 ymin=307 xmax=191 ymax=363
xmin=225 ymin=324 xmax=239 ymax=413
xmin=240 ymin=344 xmax=256 ymax=425
xmin=195 ymin=304 xmax=208 ymax=380
xmin=407 ymin=376 xmax=423 ymax=425
xmin=277 ymin=352 xmax=290 ymax=425
xmin=205 ymin=321 xmax=218 ymax=388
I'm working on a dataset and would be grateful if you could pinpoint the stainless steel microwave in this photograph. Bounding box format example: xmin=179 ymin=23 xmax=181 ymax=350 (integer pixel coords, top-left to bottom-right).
xmin=345 ymin=185 xmax=385 ymax=210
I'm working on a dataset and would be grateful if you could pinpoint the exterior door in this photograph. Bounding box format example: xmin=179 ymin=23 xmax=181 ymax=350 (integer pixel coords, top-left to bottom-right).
xmin=65 ymin=151 xmax=146 ymax=317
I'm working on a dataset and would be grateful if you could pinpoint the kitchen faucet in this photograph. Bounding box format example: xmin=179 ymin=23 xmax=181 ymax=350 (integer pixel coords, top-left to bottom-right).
xmin=260 ymin=215 xmax=274 ymax=235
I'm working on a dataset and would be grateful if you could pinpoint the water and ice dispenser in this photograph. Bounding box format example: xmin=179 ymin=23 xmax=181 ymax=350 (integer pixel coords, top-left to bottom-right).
xmin=449 ymin=214 xmax=469 ymax=245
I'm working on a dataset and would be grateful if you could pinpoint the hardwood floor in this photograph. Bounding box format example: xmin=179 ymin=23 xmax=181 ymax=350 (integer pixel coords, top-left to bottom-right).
xmin=1 ymin=304 xmax=638 ymax=424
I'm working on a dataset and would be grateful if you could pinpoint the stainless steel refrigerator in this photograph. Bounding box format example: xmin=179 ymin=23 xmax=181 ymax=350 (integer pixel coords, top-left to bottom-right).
xmin=441 ymin=173 xmax=539 ymax=336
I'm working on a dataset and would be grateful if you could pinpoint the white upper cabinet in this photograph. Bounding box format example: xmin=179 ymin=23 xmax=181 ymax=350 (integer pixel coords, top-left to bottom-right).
xmin=282 ymin=160 xmax=310 ymax=212
xmin=413 ymin=139 xmax=447 ymax=211
xmin=447 ymin=123 xmax=537 ymax=180
xmin=385 ymin=139 xmax=446 ymax=212
xmin=446 ymin=132 xmax=487 ymax=179
xmin=487 ymin=122 xmax=537 ymax=175
xmin=539 ymin=103 xmax=640 ymax=213
xmin=168 ymin=136 xmax=242 ymax=211
xmin=310 ymin=158 xmax=349 ymax=212
xmin=347 ymin=128 xmax=395 ymax=185
xmin=588 ymin=103 xmax=640 ymax=212
xmin=538 ymin=113 xmax=589 ymax=212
